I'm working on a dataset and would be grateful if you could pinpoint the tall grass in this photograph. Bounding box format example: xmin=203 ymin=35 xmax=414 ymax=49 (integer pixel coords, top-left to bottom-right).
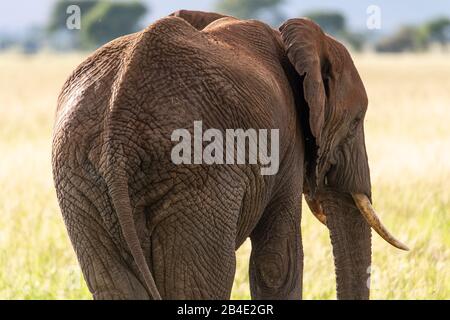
xmin=0 ymin=52 xmax=448 ymax=299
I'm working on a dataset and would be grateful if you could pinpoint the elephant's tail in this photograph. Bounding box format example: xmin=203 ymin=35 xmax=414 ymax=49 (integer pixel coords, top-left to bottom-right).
xmin=107 ymin=167 xmax=162 ymax=300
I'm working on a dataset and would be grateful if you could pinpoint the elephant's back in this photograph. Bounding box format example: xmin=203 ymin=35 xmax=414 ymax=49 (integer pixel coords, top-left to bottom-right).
xmin=52 ymin=15 xmax=290 ymax=178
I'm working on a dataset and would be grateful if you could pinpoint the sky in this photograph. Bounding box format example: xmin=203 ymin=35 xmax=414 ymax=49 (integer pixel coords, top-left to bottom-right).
xmin=0 ymin=0 xmax=449 ymax=35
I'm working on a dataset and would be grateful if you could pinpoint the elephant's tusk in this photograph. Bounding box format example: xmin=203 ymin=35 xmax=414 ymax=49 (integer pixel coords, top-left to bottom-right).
xmin=351 ymin=193 xmax=409 ymax=251
xmin=305 ymin=195 xmax=327 ymax=225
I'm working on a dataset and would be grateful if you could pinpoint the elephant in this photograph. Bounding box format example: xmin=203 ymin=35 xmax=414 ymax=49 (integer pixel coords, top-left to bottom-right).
xmin=52 ymin=9 xmax=408 ymax=300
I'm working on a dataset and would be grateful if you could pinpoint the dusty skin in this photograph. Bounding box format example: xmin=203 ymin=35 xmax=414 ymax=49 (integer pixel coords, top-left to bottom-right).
xmin=51 ymin=9 xmax=413 ymax=300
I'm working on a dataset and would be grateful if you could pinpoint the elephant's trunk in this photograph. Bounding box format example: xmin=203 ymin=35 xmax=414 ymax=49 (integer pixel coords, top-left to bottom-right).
xmin=321 ymin=192 xmax=372 ymax=299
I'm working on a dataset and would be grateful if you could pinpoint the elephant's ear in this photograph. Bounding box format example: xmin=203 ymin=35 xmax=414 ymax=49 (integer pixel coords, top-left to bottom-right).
xmin=169 ymin=10 xmax=228 ymax=30
xmin=279 ymin=18 xmax=328 ymax=141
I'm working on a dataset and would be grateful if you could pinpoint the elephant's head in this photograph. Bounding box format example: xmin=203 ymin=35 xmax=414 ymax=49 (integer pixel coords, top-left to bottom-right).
xmin=279 ymin=18 xmax=408 ymax=299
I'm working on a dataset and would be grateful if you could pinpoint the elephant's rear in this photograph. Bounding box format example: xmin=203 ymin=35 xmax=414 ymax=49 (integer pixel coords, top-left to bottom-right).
xmin=51 ymin=30 xmax=159 ymax=299
xmin=52 ymin=16 xmax=238 ymax=299
xmin=52 ymin=15 xmax=279 ymax=299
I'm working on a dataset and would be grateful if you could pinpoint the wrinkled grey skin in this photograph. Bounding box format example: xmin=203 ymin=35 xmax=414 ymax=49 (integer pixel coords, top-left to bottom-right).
xmin=52 ymin=10 xmax=371 ymax=299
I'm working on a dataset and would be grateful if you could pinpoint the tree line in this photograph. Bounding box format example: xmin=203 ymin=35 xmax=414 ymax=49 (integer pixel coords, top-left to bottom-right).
xmin=3 ymin=0 xmax=449 ymax=53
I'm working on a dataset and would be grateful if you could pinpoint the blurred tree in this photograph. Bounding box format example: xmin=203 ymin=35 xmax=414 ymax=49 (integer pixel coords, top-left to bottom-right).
xmin=375 ymin=26 xmax=423 ymax=52
xmin=47 ymin=0 xmax=99 ymax=33
xmin=47 ymin=0 xmax=147 ymax=50
xmin=215 ymin=0 xmax=285 ymax=26
xmin=424 ymin=17 xmax=450 ymax=46
xmin=0 ymin=34 xmax=16 ymax=51
xmin=340 ymin=31 xmax=366 ymax=51
xmin=374 ymin=16 xmax=450 ymax=53
xmin=304 ymin=11 xmax=346 ymax=36
xmin=80 ymin=1 xmax=147 ymax=48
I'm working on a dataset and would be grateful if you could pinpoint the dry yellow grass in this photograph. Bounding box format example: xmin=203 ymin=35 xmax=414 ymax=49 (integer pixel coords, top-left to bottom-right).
xmin=0 ymin=52 xmax=449 ymax=299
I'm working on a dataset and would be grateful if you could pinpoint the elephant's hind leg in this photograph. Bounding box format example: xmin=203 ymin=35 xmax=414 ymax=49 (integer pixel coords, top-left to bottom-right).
xmin=149 ymin=193 xmax=238 ymax=299
xmin=75 ymin=221 xmax=151 ymax=300
xmin=57 ymin=172 xmax=150 ymax=300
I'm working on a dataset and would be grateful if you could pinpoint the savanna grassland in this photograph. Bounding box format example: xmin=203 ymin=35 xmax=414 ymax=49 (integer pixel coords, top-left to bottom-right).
xmin=0 ymin=52 xmax=449 ymax=299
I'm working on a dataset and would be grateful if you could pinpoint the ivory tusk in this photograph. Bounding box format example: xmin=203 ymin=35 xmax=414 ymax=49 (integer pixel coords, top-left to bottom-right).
xmin=351 ymin=193 xmax=409 ymax=251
